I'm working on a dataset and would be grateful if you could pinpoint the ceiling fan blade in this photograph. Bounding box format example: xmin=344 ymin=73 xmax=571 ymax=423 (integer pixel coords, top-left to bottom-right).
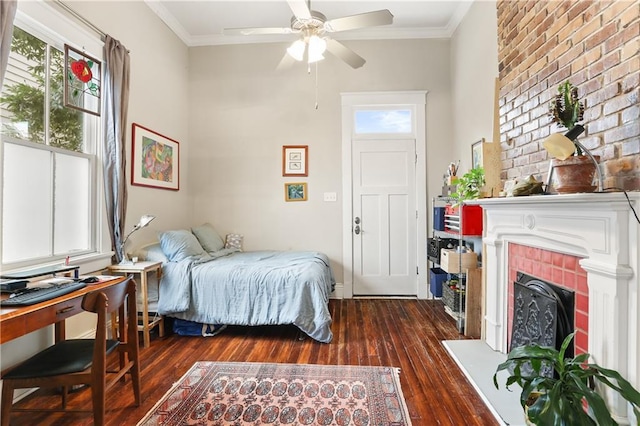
xmin=325 ymin=39 xmax=366 ymax=69
xmin=325 ymin=10 xmax=393 ymax=32
xmin=287 ymin=0 xmax=311 ymax=20
xmin=223 ymin=27 xmax=294 ymax=36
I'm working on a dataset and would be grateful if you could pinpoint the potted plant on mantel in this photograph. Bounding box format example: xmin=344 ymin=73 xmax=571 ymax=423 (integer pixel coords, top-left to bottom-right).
xmin=450 ymin=167 xmax=485 ymax=206
xmin=494 ymin=332 xmax=640 ymax=425
xmin=546 ymin=81 xmax=600 ymax=193
xmin=446 ymin=167 xmax=485 ymax=235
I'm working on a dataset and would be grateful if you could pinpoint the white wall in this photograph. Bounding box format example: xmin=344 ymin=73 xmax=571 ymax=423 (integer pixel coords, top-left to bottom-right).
xmin=70 ymin=0 xmax=191 ymax=248
xmin=187 ymin=38 xmax=453 ymax=280
xmin=450 ymin=0 xmax=499 ymax=174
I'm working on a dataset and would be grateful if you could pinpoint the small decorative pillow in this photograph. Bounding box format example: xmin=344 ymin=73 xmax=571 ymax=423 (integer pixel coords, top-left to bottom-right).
xmin=159 ymin=229 xmax=206 ymax=262
xmin=191 ymin=223 xmax=225 ymax=252
xmin=225 ymin=233 xmax=243 ymax=251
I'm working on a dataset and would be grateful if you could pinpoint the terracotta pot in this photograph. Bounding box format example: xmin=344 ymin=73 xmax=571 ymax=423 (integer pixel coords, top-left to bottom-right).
xmin=551 ymin=155 xmax=600 ymax=194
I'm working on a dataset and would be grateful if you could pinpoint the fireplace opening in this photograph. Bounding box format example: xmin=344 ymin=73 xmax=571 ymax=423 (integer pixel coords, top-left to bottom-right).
xmin=510 ymin=272 xmax=575 ymax=361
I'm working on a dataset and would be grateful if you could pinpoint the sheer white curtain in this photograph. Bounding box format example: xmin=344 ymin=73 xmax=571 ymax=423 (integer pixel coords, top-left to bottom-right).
xmin=103 ymin=35 xmax=130 ymax=263
xmin=0 ymin=0 xmax=18 ymax=89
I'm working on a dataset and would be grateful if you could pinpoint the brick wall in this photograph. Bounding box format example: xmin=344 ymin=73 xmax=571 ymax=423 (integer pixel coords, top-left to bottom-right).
xmin=497 ymin=0 xmax=639 ymax=190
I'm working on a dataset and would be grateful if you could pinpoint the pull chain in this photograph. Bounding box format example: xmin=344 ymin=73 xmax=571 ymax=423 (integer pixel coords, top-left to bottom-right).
xmin=306 ymin=62 xmax=320 ymax=109
xmin=315 ymin=62 xmax=319 ymax=110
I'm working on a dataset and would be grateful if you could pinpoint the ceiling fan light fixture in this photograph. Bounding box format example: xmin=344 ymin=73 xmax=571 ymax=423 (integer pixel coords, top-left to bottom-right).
xmin=287 ymin=39 xmax=306 ymax=61
xmin=307 ymin=35 xmax=327 ymax=63
xmin=224 ymin=3 xmax=393 ymax=70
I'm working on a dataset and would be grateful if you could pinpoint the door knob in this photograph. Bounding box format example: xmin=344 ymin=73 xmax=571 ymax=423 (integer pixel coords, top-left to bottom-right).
xmin=354 ymin=217 xmax=361 ymax=224
xmin=354 ymin=225 xmax=361 ymax=235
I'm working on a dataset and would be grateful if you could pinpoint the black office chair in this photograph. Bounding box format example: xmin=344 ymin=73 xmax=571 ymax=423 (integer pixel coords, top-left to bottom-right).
xmin=1 ymin=275 xmax=141 ymax=426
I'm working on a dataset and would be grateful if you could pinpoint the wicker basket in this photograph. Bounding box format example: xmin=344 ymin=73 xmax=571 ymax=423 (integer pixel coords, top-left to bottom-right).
xmin=442 ymin=282 xmax=465 ymax=312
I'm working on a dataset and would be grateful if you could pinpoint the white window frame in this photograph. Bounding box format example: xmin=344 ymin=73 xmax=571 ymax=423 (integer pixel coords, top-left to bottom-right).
xmin=1 ymin=1 xmax=111 ymax=274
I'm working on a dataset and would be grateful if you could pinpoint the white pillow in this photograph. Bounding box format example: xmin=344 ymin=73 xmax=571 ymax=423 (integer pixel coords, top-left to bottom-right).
xmin=191 ymin=223 xmax=225 ymax=252
xmin=134 ymin=243 xmax=169 ymax=263
xmin=159 ymin=230 xmax=206 ymax=262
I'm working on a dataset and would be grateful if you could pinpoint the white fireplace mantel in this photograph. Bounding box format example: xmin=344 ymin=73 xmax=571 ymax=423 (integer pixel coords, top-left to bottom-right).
xmin=472 ymin=192 xmax=639 ymax=424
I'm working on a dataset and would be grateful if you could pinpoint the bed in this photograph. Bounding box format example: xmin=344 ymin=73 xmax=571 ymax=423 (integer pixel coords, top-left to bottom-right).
xmin=136 ymin=225 xmax=335 ymax=343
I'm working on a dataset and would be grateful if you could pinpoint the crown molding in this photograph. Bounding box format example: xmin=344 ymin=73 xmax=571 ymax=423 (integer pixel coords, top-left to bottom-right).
xmin=145 ymin=0 xmax=474 ymax=48
xmin=189 ymin=27 xmax=454 ymax=47
xmin=144 ymin=0 xmax=193 ymax=45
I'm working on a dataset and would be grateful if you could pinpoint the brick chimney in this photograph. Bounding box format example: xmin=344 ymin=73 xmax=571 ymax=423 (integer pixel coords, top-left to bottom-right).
xmin=496 ymin=1 xmax=639 ymax=190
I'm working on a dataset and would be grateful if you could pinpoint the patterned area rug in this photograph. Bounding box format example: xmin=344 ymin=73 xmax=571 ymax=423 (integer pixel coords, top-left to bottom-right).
xmin=137 ymin=361 xmax=412 ymax=425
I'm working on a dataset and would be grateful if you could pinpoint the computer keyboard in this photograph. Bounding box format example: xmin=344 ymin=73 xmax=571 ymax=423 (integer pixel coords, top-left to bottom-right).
xmin=0 ymin=281 xmax=87 ymax=306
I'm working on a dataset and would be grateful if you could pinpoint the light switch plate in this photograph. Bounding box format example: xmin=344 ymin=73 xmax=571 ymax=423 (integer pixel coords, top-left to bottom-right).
xmin=323 ymin=192 xmax=337 ymax=202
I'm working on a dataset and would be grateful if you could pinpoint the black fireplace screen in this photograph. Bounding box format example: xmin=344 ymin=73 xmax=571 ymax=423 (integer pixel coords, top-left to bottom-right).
xmin=510 ymin=272 xmax=575 ymax=360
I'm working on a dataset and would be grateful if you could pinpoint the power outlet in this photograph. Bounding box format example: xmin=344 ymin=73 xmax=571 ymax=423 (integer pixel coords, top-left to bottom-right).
xmin=323 ymin=192 xmax=337 ymax=202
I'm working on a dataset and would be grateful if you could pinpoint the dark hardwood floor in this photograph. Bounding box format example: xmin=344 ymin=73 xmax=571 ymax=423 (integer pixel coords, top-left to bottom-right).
xmin=5 ymin=299 xmax=498 ymax=425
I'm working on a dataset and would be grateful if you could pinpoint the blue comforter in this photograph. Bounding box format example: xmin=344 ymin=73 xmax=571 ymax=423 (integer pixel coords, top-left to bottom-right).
xmin=157 ymin=250 xmax=334 ymax=343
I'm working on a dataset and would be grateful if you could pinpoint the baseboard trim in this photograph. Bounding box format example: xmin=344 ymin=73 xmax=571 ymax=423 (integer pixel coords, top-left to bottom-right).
xmin=330 ymin=283 xmax=344 ymax=299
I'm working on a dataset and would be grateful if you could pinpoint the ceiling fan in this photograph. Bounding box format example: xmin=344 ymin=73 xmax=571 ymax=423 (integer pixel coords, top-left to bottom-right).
xmin=223 ymin=0 xmax=394 ymax=69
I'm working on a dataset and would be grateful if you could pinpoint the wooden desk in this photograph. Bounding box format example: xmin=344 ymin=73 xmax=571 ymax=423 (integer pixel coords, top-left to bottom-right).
xmin=0 ymin=276 xmax=126 ymax=345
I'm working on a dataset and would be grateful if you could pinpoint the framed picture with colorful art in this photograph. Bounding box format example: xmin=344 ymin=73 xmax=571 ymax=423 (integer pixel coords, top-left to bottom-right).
xmin=131 ymin=123 xmax=180 ymax=190
xmin=284 ymin=182 xmax=307 ymax=202
xmin=64 ymin=44 xmax=101 ymax=116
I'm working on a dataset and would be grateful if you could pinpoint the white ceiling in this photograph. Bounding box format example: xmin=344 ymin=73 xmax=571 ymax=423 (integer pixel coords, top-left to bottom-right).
xmin=144 ymin=0 xmax=475 ymax=47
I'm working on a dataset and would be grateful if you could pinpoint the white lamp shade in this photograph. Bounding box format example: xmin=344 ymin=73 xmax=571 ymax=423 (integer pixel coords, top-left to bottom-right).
xmin=119 ymin=214 xmax=156 ymax=264
xmin=287 ymin=40 xmax=306 ymax=61
xmin=543 ymin=134 xmax=576 ymax=160
xmin=307 ymin=35 xmax=327 ymax=63
xmin=136 ymin=214 xmax=156 ymax=229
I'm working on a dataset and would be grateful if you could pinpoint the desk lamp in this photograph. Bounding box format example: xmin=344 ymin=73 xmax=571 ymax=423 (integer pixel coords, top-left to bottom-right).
xmin=119 ymin=214 xmax=155 ymax=264
xmin=542 ymin=125 xmax=603 ymax=193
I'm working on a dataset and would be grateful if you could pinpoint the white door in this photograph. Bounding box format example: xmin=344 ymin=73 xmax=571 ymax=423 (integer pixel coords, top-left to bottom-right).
xmin=352 ymin=139 xmax=417 ymax=295
xmin=341 ymin=91 xmax=428 ymax=299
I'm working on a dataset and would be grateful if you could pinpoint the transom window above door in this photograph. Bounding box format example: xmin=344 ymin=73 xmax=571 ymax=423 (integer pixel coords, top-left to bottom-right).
xmin=354 ymin=109 xmax=412 ymax=134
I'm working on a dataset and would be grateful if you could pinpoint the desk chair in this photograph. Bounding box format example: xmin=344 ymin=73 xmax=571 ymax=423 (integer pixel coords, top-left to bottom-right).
xmin=1 ymin=276 xmax=141 ymax=426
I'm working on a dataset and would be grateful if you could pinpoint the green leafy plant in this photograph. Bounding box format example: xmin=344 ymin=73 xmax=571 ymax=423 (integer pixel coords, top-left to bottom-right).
xmin=1 ymin=27 xmax=83 ymax=151
xmin=494 ymin=332 xmax=640 ymax=425
xmin=549 ymin=81 xmax=585 ymax=155
xmin=450 ymin=167 xmax=485 ymax=206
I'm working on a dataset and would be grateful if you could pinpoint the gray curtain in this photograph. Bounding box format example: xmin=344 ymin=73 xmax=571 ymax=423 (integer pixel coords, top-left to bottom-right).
xmin=0 ymin=0 xmax=18 ymax=89
xmin=103 ymin=35 xmax=130 ymax=263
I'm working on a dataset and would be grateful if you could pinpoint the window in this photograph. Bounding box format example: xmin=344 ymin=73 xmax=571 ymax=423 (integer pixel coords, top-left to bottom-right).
xmin=354 ymin=109 xmax=412 ymax=134
xmin=1 ymin=22 xmax=100 ymax=267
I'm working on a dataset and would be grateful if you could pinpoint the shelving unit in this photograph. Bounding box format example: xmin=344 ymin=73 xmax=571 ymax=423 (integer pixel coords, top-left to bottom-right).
xmin=429 ymin=196 xmax=483 ymax=336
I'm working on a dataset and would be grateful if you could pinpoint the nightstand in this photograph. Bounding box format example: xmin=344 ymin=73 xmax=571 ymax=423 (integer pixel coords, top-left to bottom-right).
xmin=107 ymin=261 xmax=164 ymax=348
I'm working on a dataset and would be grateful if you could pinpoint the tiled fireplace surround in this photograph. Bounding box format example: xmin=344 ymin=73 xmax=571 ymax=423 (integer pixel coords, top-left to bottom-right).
xmin=507 ymin=243 xmax=589 ymax=356
xmin=473 ymin=192 xmax=640 ymax=424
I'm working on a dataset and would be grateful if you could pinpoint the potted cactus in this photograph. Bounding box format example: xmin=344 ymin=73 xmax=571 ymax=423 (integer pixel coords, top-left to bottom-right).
xmin=549 ymin=81 xmax=585 ymax=155
xmin=546 ymin=81 xmax=600 ymax=193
